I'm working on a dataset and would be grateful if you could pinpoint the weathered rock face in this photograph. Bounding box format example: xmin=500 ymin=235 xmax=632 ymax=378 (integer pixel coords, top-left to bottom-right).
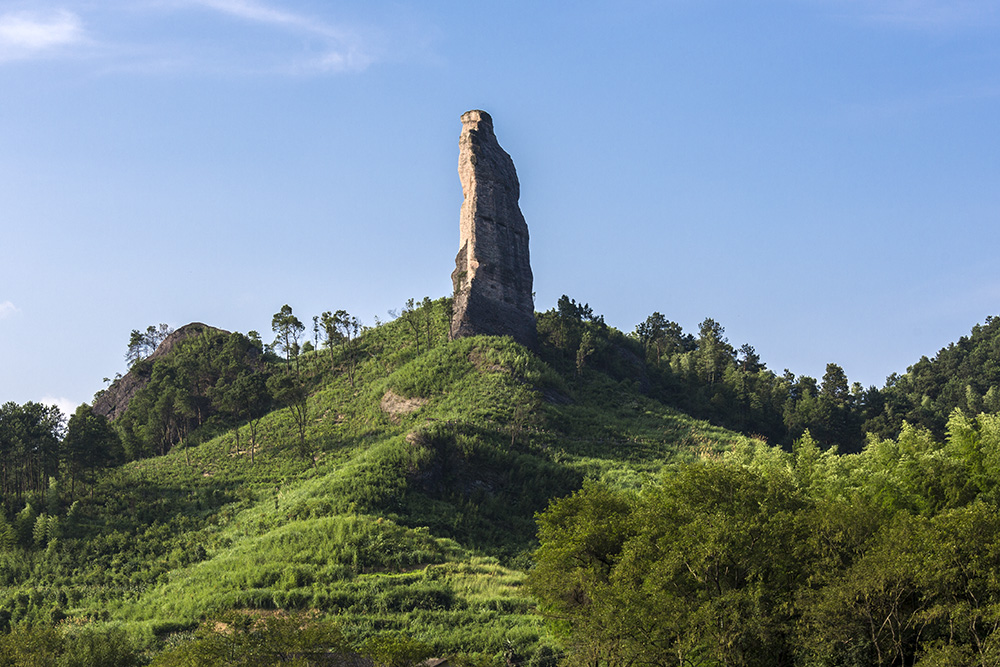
xmin=450 ymin=110 xmax=536 ymax=348
xmin=92 ymin=322 xmax=225 ymax=421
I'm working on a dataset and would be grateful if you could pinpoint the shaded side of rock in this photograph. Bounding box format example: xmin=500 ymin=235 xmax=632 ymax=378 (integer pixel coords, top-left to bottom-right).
xmin=450 ymin=110 xmax=536 ymax=349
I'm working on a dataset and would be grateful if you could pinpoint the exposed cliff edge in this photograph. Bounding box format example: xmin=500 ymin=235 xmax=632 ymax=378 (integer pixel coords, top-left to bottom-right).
xmin=92 ymin=322 xmax=226 ymax=421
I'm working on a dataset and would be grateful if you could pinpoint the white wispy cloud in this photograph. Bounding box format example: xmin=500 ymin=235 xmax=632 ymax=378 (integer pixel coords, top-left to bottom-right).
xmin=0 ymin=9 xmax=86 ymax=61
xmin=0 ymin=301 xmax=18 ymax=319
xmin=193 ymin=0 xmax=326 ymax=32
xmin=159 ymin=0 xmax=377 ymax=73
xmin=0 ymin=1 xmax=387 ymax=73
xmin=39 ymin=395 xmax=80 ymax=418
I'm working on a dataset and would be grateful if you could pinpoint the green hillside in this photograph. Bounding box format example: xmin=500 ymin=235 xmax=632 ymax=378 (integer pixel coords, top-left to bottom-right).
xmin=0 ymin=297 xmax=756 ymax=663
xmin=6 ymin=298 xmax=1000 ymax=665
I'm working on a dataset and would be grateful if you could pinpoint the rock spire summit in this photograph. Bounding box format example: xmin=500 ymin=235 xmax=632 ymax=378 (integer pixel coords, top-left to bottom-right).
xmin=450 ymin=110 xmax=536 ymax=348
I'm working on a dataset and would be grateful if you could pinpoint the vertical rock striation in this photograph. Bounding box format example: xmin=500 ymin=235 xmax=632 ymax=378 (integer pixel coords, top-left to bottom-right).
xmin=450 ymin=110 xmax=536 ymax=348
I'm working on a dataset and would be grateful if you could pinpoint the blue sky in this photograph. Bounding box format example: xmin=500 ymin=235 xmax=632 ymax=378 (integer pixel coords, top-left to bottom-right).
xmin=2 ymin=0 xmax=999 ymax=416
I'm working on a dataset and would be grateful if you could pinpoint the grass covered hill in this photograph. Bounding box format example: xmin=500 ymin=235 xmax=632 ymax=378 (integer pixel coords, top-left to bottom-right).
xmin=0 ymin=297 xmax=756 ymax=663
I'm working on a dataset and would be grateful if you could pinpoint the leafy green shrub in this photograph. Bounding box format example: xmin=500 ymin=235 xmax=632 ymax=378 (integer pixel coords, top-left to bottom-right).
xmin=151 ymin=610 xmax=346 ymax=666
xmin=376 ymin=583 xmax=454 ymax=613
xmin=151 ymin=620 xmax=193 ymax=637
xmin=358 ymin=631 xmax=434 ymax=667
xmin=61 ymin=625 xmax=143 ymax=667
xmin=0 ymin=623 xmax=142 ymax=667
xmin=0 ymin=624 xmax=62 ymax=667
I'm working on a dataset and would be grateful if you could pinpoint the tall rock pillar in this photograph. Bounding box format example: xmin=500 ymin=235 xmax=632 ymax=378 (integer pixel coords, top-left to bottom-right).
xmin=450 ymin=110 xmax=536 ymax=348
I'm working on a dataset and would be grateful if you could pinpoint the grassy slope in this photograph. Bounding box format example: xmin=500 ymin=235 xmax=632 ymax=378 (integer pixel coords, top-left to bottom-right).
xmin=3 ymin=298 xmax=755 ymax=658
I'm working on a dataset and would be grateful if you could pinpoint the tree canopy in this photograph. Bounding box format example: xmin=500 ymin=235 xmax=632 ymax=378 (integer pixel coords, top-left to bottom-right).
xmin=532 ymin=410 xmax=1000 ymax=666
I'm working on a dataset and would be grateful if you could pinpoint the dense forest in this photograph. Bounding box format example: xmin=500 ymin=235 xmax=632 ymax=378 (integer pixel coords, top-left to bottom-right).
xmin=0 ymin=296 xmax=999 ymax=664
xmin=531 ymin=414 xmax=1000 ymax=666
xmin=547 ymin=297 xmax=1000 ymax=452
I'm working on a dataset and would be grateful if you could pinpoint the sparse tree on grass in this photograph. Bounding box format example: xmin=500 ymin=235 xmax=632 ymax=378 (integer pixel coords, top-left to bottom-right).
xmin=399 ymin=298 xmax=422 ymax=354
xmin=267 ymin=372 xmax=310 ymax=462
xmin=214 ymin=371 xmax=271 ymax=463
xmin=422 ymin=296 xmax=434 ymax=349
xmin=271 ymin=304 xmax=305 ymax=371
xmin=321 ymin=309 xmax=363 ymax=386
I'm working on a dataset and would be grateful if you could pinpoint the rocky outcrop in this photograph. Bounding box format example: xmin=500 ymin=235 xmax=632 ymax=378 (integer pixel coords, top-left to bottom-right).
xmin=450 ymin=110 xmax=536 ymax=349
xmin=145 ymin=322 xmax=221 ymax=362
xmin=93 ymin=322 xmax=225 ymax=421
xmin=91 ymin=366 xmax=150 ymax=423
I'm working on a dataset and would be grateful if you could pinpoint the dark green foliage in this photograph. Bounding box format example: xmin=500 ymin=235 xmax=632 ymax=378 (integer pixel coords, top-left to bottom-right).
xmin=319 ymin=309 xmax=363 ymax=385
xmin=213 ymin=370 xmax=271 ymax=463
xmin=531 ymin=411 xmax=1000 ymax=666
xmin=0 ymin=624 xmax=62 ymax=666
xmin=536 ymin=298 xmax=647 ymax=392
xmin=634 ymin=311 xmax=696 ymax=363
xmin=358 ymin=631 xmax=434 ymax=667
xmin=126 ymin=323 xmax=173 ymax=368
xmin=62 ymin=404 xmax=123 ymax=495
xmin=866 ymin=315 xmax=1000 ymax=439
xmin=150 ymin=610 xmax=347 ymax=666
xmin=0 ymin=401 xmax=64 ymax=497
xmin=625 ymin=309 xmax=871 ymax=451
xmin=61 ymin=625 xmax=144 ymax=667
xmin=0 ymin=623 xmax=142 ymax=667
xmin=116 ymin=329 xmax=264 ymax=459
xmin=531 ymin=467 xmax=808 ymax=666
xmin=272 ymin=304 xmax=305 ymax=366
